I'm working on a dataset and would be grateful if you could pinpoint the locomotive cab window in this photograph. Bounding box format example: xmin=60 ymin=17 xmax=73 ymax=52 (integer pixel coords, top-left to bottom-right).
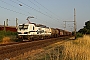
xmin=24 ymin=25 xmax=28 ymax=29
xmin=19 ymin=25 xmax=28 ymax=30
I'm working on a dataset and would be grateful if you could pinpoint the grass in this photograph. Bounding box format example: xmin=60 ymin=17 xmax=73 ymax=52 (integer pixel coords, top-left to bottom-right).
xmin=59 ymin=35 xmax=90 ymax=60
xmin=2 ymin=36 xmax=17 ymax=44
xmin=0 ymin=31 xmax=17 ymax=43
xmin=62 ymin=35 xmax=90 ymax=60
xmin=32 ymin=35 xmax=90 ymax=60
xmin=2 ymin=36 xmax=11 ymax=44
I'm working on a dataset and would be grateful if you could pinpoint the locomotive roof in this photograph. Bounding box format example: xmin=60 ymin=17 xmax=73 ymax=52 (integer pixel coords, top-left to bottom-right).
xmin=18 ymin=23 xmax=48 ymax=28
xmin=35 ymin=24 xmax=46 ymax=28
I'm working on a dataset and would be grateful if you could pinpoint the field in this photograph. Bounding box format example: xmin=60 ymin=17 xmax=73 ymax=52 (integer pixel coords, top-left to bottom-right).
xmin=28 ymin=35 xmax=90 ymax=60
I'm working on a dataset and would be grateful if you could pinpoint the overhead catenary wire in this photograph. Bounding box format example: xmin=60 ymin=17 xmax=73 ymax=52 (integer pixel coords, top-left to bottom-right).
xmin=0 ymin=6 xmax=49 ymax=26
xmin=0 ymin=5 xmax=27 ymax=16
xmin=33 ymin=0 xmax=74 ymax=29
xmin=0 ymin=0 xmax=56 ymax=27
xmin=27 ymin=0 xmax=66 ymax=28
xmin=0 ymin=0 xmax=61 ymax=28
xmin=16 ymin=0 xmax=59 ymax=26
xmin=8 ymin=0 xmax=56 ymax=26
xmin=7 ymin=0 xmax=51 ymax=22
xmin=28 ymin=0 xmax=62 ymax=23
xmin=27 ymin=0 xmax=60 ymax=22
xmin=16 ymin=0 xmax=59 ymax=21
xmin=34 ymin=0 xmax=74 ymax=28
xmin=27 ymin=0 xmax=50 ymax=15
xmin=27 ymin=0 xmax=41 ymax=10
xmin=0 ymin=0 xmax=32 ymax=16
xmin=9 ymin=0 xmax=61 ymax=22
xmin=30 ymin=0 xmax=66 ymax=28
xmin=33 ymin=0 xmax=62 ymax=21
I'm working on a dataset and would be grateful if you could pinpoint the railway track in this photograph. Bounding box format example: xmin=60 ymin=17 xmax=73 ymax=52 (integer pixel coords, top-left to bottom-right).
xmin=0 ymin=36 xmax=72 ymax=59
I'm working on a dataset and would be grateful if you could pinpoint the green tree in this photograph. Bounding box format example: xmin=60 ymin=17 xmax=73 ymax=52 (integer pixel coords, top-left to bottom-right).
xmin=78 ymin=28 xmax=88 ymax=34
xmin=84 ymin=20 xmax=90 ymax=29
xmin=78 ymin=20 xmax=90 ymax=34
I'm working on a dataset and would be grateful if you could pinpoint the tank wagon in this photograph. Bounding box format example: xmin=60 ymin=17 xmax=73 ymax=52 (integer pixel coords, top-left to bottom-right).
xmin=17 ymin=23 xmax=72 ymax=41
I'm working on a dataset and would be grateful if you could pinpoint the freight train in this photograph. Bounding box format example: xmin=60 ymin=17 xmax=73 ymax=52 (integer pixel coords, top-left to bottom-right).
xmin=17 ymin=23 xmax=72 ymax=41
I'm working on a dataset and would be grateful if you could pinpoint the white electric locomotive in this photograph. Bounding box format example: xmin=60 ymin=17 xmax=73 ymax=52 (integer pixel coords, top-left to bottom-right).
xmin=17 ymin=16 xmax=72 ymax=41
xmin=17 ymin=23 xmax=51 ymax=41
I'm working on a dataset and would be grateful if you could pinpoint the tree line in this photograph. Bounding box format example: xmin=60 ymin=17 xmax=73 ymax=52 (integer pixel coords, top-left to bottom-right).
xmin=74 ymin=20 xmax=90 ymax=38
xmin=78 ymin=20 xmax=90 ymax=34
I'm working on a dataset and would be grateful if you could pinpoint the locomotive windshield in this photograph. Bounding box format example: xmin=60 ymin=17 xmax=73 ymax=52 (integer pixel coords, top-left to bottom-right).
xmin=18 ymin=24 xmax=28 ymax=30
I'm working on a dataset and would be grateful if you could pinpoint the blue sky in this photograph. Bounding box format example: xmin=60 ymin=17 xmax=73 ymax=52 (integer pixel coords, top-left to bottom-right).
xmin=0 ymin=0 xmax=90 ymax=31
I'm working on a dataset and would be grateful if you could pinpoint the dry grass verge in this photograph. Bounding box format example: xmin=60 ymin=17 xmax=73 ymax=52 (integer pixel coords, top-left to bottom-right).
xmin=2 ymin=37 xmax=11 ymax=44
xmin=62 ymin=35 xmax=90 ymax=60
xmin=34 ymin=35 xmax=90 ymax=60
